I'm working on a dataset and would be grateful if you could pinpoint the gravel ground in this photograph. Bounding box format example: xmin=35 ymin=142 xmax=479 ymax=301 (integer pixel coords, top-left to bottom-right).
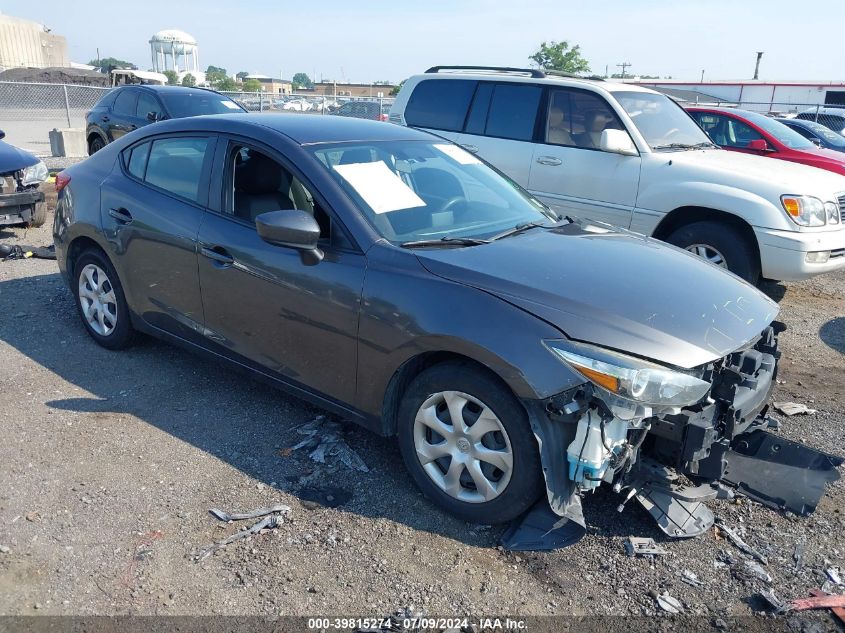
xmin=0 ymin=201 xmax=843 ymax=628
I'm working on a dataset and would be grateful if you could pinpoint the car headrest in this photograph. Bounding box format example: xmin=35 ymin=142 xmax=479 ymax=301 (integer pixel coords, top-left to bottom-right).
xmin=237 ymin=153 xmax=283 ymax=194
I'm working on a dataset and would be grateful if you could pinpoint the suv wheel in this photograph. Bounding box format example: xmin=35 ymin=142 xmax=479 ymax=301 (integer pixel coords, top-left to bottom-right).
xmin=73 ymin=249 xmax=135 ymax=349
xmin=88 ymin=136 xmax=105 ymax=155
xmin=666 ymin=221 xmax=760 ymax=284
xmin=397 ymin=363 xmax=543 ymax=524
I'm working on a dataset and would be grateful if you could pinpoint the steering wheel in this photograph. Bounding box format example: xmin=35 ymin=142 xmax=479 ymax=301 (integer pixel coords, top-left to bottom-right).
xmin=441 ymin=196 xmax=468 ymax=213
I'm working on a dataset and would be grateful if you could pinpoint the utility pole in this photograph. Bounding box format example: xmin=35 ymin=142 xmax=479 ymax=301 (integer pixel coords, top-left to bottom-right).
xmin=700 ymin=69 xmax=705 ymax=83
xmin=753 ymin=52 xmax=764 ymax=80
xmin=616 ymin=62 xmax=632 ymax=79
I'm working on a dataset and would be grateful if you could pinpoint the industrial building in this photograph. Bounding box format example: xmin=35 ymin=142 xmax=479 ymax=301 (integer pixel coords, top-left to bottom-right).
xmin=0 ymin=13 xmax=68 ymax=71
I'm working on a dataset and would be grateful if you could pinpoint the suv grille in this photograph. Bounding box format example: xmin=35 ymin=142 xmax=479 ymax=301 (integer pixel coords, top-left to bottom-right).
xmin=839 ymin=194 xmax=845 ymax=223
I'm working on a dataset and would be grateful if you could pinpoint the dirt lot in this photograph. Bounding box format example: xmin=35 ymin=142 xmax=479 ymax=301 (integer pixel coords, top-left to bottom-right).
xmin=1 ymin=203 xmax=843 ymax=628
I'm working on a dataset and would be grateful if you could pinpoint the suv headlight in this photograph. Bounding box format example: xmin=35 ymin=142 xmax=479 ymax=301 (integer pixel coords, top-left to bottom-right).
xmin=825 ymin=201 xmax=840 ymax=225
xmin=545 ymin=340 xmax=712 ymax=407
xmin=21 ymin=161 xmax=48 ymax=187
xmin=781 ymin=195 xmax=830 ymax=227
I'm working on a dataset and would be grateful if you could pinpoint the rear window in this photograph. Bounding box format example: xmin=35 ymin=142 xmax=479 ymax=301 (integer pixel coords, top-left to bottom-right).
xmin=404 ymin=79 xmax=476 ymax=132
xmin=158 ymin=92 xmax=244 ymax=117
xmin=112 ymin=89 xmax=137 ymax=116
xmin=144 ymin=137 xmax=210 ymax=202
xmin=484 ymin=84 xmax=542 ymax=141
xmin=126 ymin=142 xmax=150 ymax=179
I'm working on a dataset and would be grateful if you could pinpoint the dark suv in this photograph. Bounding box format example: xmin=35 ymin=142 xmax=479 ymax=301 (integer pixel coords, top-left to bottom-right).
xmin=85 ymin=85 xmax=246 ymax=155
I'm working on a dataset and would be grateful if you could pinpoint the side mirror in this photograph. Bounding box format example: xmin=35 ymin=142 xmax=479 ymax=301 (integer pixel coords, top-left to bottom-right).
xmin=810 ymin=137 xmax=822 ymax=147
xmin=600 ymin=129 xmax=638 ymax=156
xmin=0 ymin=129 xmax=5 ymax=141
xmin=255 ymin=209 xmax=324 ymax=265
xmin=746 ymin=138 xmax=770 ymax=152
xmin=147 ymin=112 xmax=166 ymax=122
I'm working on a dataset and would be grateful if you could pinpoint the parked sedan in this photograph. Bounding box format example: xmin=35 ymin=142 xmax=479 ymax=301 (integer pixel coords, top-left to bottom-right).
xmin=795 ymin=107 xmax=845 ymax=137
xmin=777 ymin=117 xmax=845 ymax=154
xmin=688 ymin=106 xmax=845 ymax=176
xmin=53 ymin=114 xmax=840 ymax=541
xmin=85 ymin=85 xmax=246 ymax=155
xmin=0 ymin=129 xmax=48 ymax=227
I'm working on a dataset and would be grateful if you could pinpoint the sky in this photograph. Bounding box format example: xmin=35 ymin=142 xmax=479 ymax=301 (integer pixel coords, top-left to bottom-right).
xmin=2 ymin=0 xmax=844 ymax=83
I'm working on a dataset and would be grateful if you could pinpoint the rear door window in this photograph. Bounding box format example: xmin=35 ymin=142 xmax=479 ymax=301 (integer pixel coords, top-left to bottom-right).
xmin=144 ymin=137 xmax=211 ymax=203
xmin=484 ymin=84 xmax=542 ymax=141
xmin=126 ymin=142 xmax=150 ymax=179
xmin=404 ymin=79 xmax=476 ymax=132
xmin=136 ymin=92 xmax=162 ymax=121
xmin=112 ymin=89 xmax=138 ymax=116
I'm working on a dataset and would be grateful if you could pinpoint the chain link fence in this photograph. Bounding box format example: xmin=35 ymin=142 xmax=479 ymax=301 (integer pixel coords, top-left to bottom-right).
xmin=0 ymin=81 xmax=395 ymax=155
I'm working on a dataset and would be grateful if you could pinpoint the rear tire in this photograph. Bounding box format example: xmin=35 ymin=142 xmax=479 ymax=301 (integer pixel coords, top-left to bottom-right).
xmin=88 ymin=136 xmax=105 ymax=155
xmin=73 ymin=249 xmax=135 ymax=350
xmin=397 ymin=362 xmax=543 ymax=524
xmin=666 ymin=220 xmax=760 ymax=284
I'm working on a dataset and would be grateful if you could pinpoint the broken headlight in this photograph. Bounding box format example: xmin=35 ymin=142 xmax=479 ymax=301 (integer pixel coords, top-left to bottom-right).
xmin=544 ymin=340 xmax=712 ymax=407
xmin=21 ymin=161 xmax=48 ymax=187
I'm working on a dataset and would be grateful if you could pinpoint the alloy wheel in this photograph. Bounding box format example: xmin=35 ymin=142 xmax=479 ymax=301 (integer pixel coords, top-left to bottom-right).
xmin=413 ymin=390 xmax=513 ymax=503
xmin=78 ymin=263 xmax=118 ymax=336
xmin=686 ymin=243 xmax=728 ymax=268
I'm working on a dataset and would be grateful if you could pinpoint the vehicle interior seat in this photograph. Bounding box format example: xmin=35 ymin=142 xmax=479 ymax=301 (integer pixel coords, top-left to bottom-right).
xmin=234 ymin=151 xmax=313 ymax=223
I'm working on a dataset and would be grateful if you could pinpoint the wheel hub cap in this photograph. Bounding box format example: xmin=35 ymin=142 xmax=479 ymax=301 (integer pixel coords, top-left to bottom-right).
xmin=413 ymin=390 xmax=513 ymax=504
xmin=686 ymin=243 xmax=728 ymax=268
xmin=78 ymin=263 xmax=118 ymax=336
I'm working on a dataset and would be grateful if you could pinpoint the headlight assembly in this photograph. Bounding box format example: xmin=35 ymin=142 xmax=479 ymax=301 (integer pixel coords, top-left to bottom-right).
xmin=21 ymin=161 xmax=48 ymax=187
xmin=545 ymin=339 xmax=712 ymax=407
xmin=781 ymin=195 xmax=828 ymax=227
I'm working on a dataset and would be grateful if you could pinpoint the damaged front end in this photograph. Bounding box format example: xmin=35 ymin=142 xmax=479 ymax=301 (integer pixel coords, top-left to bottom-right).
xmin=508 ymin=322 xmax=843 ymax=550
xmin=0 ymin=132 xmax=48 ymax=227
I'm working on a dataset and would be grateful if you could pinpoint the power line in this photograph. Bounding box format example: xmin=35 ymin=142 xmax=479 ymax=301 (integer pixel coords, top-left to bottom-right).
xmin=616 ymin=62 xmax=632 ymax=79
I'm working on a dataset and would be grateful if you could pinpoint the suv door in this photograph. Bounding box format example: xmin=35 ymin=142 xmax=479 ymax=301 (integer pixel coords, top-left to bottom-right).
xmin=402 ymin=78 xmax=477 ymax=143
xmin=527 ymin=88 xmax=641 ymax=228
xmin=108 ymin=89 xmax=140 ymax=141
xmin=196 ymin=139 xmax=365 ymax=406
xmin=455 ymin=82 xmax=543 ymax=186
xmin=100 ymin=134 xmax=216 ymax=343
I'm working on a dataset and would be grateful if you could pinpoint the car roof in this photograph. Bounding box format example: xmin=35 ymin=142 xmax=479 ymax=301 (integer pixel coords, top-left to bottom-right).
xmin=138 ymin=113 xmax=433 ymax=145
xmin=408 ymin=70 xmax=655 ymax=95
xmin=118 ymin=85 xmax=231 ymax=98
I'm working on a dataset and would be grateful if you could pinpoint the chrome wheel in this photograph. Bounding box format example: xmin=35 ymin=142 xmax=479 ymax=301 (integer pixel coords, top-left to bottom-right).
xmin=78 ymin=263 xmax=118 ymax=336
xmin=686 ymin=243 xmax=728 ymax=268
xmin=413 ymin=390 xmax=513 ymax=503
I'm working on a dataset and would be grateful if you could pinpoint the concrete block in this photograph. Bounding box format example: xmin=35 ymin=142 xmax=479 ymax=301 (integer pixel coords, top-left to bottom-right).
xmin=49 ymin=128 xmax=87 ymax=158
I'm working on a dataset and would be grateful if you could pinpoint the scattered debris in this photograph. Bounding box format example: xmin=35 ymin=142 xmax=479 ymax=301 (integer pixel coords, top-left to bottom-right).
xmin=733 ymin=560 xmax=772 ymax=584
xmin=292 ymin=415 xmax=369 ymax=472
xmin=759 ymin=588 xmax=789 ymax=614
xmin=0 ymin=545 xmax=9 ymax=554
xmin=792 ymin=539 xmax=806 ymax=571
xmin=208 ymin=504 xmax=290 ymax=523
xmin=623 ymin=536 xmax=668 ymax=557
xmin=825 ymin=566 xmax=843 ymax=586
xmin=773 ymin=402 xmax=817 ymax=416
xmin=197 ymin=505 xmax=290 ymax=561
xmin=655 ymin=591 xmax=683 ymax=614
xmin=714 ymin=519 xmax=767 ymax=564
xmin=680 ymin=569 xmax=704 ymax=588
xmin=0 ymin=243 xmax=56 ymax=261
xmin=24 ymin=512 xmax=40 ymax=523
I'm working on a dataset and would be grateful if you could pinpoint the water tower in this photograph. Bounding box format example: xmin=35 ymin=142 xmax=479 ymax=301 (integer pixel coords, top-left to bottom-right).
xmin=150 ymin=29 xmax=200 ymax=78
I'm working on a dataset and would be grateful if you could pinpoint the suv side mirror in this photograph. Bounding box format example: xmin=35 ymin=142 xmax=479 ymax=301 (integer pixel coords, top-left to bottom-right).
xmin=600 ymin=129 xmax=638 ymax=156
xmin=746 ymin=138 xmax=770 ymax=152
xmin=255 ymin=209 xmax=324 ymax=265
xmin=0 ymin=130 xmax=5 ymax=141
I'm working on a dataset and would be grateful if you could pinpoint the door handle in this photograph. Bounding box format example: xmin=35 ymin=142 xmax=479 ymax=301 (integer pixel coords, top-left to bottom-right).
xmin=108 ymin=207 xmax=133 ymax=224
xmin=201 ymin=246 xmax=235 ymax=266
xmin=536 ymin=156 xmax=562 ymax=166
xmin=101 ymin=115 xmax=110 ymax=122
xmin=461 ymin=144 xmax=479 ymax=154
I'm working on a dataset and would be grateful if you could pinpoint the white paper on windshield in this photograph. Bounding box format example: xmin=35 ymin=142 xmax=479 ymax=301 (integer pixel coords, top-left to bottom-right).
xmin=221 ymin=100 xmax=241 ymax=109
xmin=433 ymin=143 xmax=481 ymax=165
xmin=333 ymin=161 xmax=425 ymax=214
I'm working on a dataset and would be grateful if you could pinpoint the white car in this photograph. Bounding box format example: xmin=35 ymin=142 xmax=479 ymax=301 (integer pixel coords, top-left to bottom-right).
xmin=390 ymin=66 xmax=845 ymax=282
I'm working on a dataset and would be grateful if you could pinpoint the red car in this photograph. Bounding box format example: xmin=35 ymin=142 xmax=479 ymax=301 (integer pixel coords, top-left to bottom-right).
xmin=687 ymin=106 xmax=845 ymax=176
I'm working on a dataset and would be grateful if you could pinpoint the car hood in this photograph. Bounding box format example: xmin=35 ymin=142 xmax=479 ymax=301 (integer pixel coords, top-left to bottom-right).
xmin=0 ymin=139 xmax=40 ymax=174
xmin=414 ymin=222 xmax=779 ymax=369
xmin=668 ymin=148 xmax=845 ymax=196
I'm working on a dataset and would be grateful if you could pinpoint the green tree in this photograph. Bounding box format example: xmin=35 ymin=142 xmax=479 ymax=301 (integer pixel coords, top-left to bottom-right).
xmin=236 ymin=71 xmax=249 ymax=80
xmin=181 ymin=73 xmax=196 ymax=87
xmin=88 ymin=56 xmax=137 ymax=73
xmin=242 ymin=78 xmax=262 ymax=92
xmin=216 ymin=76 xmax=237 ymax=91
xmin=292 ymin=72 xmax=313 ymax=89
xmin=528 ymin=40 xmax=590 ymax=74
xmin=205 ymin=65 xmax=228 ymax=87
xmin=390 ymin=79 xmax=405 ymax=96
xmin=163 ymin=70 xmax=179 ymax=85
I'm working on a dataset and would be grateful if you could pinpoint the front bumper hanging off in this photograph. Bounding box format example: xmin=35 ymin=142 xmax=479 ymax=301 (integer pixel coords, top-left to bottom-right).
xmin=504 ymin=322 xmax=843 ymax=550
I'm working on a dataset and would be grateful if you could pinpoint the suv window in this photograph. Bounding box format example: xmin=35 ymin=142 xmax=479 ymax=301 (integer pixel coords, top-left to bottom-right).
xmin=404 ymin=79 xmax=476 ymax=132
xmin=484 ymin=84 xmax=542 ymax=142
xmin=112 ymin=89 xmax=137 ymax=116
xmin=136 ymin=92 xmax=162 ymax=121
xmin=144 ymin=137 xmax=210 ymax=202
xmin=562 ymin=89 xmax=626 ymax=150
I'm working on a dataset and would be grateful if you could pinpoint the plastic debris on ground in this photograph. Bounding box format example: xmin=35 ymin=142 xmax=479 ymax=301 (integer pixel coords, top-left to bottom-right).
xmin=624 ymin=536 xmax=668 ymax=557
xmin=292 ymin=415 xmax=369 ymax=472
xmin=825 ymin=566 xmax=843 ymax=586
xmin=733 ymin=560 xmax=772 ymax=584
xmin=0 ymin=243 xmax=56 ymax=261
xmin=196 ymin=504 xmax=291 ymax=561
xmin=773 ymin=401 xmax=817 ymax=416
xmin=680 ymin=569 xmax=704 ymax=588
xmin=655 ymin=592 xmax=683 ymax=614
xmin=714 ymin=519 xmax=768 ymax=564
xmin=759 ymin=588 xmax=789 ymax=614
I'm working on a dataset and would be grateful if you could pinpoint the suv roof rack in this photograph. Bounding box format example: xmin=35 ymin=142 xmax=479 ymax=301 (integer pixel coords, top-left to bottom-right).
xmin=424 ymin=66 xmax=604 ymax=81
xmin=425 ymin=65 xmax=546 ymax=79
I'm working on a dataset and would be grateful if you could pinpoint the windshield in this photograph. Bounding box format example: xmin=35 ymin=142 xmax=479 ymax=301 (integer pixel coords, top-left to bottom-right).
xmin=159 ymin=92 xmax=244 ymax=117
xmin=737 ymin=110 xmax=814 ymax=149
xmin=614 ymin=91 xmax=713 ymax=150
xmin=311 ymin=141 xmax=557 ymax=244
xmin=788 ymin=119 xmax=845 ymax=147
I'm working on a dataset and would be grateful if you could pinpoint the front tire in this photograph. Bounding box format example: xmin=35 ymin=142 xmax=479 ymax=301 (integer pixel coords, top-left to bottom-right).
xmin=73 ymin=249 xmax=135 ymax=349
xmin=397 ymin=363 xmax=543 ymax=524
xmin=88 ymin=136 xmax=105 ymax=155
xmin=666 ymin=221 xmax=760 ymax=284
